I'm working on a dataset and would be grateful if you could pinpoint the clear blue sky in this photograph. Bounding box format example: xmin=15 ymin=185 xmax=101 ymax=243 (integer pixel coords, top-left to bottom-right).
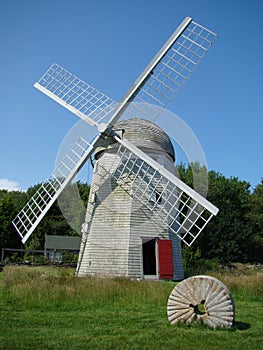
xmin=0 ymin=0 xmax=262 ymax=191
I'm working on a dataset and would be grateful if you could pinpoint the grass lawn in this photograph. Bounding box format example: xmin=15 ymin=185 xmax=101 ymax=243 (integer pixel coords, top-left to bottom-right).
xmin=0 ymin=266 xmax=262 ymax=350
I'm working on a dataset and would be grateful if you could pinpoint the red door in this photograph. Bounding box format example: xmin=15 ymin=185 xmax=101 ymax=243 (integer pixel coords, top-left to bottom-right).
xmin=158 ymin=240 xmax=173 ymax=279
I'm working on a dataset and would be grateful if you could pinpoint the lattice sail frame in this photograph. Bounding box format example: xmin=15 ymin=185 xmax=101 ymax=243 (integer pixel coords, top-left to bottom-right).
xmin=34 ymin=17 xmax=217 ymax=127
xmin=13 ymin=136 xmax=100 ymax=244
xmin=109 ymin=137 xmax=218 ymax=246
xmin=127 ymin=19 xmax=218 ymax=121
xmin=34 ymin=64 xmax=117 ymax=127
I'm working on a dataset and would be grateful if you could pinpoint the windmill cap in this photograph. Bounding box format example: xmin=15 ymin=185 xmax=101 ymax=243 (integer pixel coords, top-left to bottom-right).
xmin=94 ymin=118 xmax=175 ymax=162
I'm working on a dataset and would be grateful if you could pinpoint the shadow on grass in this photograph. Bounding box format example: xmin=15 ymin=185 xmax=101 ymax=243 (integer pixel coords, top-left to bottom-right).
xmin=172 ymin=320 xmax=251 ymax=332
xmin=234 ymin=321 xmax=250 ymax=331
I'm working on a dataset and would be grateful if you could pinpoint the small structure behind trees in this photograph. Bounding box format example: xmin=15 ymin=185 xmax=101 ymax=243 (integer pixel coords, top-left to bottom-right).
xmin=1 ymin=235 xmax=81 ymax=266
xmin=44 ymin=235 xmax=81 ymax=263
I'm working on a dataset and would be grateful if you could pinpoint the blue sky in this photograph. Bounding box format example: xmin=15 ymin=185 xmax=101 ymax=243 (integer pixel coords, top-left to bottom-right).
xmin=0 ymin=0 xmax=262 ymax=192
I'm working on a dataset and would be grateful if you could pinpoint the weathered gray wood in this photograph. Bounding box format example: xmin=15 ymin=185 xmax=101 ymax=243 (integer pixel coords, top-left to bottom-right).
xmin=167 ymin=275 xmax=235 ymax=328
xmin=77 ymin=118 xmax=184 ymax=280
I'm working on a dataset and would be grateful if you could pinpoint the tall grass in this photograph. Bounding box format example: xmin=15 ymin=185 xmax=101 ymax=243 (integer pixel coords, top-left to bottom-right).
xmin=1 ymin=266 xmax=262 ymax=350
xmin=1 ymin=266 xmax=173 ymax=311
xmin=210 ymin=268 xmax=263 ymax=300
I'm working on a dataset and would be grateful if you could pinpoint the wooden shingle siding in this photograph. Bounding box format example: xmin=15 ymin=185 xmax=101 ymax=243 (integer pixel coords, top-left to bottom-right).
xmin=77 ymin=119 xmax=184 ymax=280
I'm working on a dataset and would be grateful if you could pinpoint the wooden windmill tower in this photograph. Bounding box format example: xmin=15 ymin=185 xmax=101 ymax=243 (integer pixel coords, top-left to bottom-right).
xmin=13 ymin=17 xmax=219 ymax=280
xmin=77 ymin=118 xmax=184 ymax=280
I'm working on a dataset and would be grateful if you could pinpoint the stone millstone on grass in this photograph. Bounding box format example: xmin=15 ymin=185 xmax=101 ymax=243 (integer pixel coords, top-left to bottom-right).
xmin=167 ymin=275 xmax=235 ymax=328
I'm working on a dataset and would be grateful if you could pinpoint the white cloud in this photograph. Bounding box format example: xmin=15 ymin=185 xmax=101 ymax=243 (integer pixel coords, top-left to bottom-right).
xmin=0 ymin=178 xmax=21 ymax=191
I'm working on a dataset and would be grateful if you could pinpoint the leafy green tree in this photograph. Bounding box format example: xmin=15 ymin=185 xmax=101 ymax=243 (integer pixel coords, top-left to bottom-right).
xmin=176 ymin=164 xmax=255 ymax=264
xmin=199 ymin=172 xmax=252 ymax=263
xmin=176 ymin=162 xmax=209 ymax=197
xmin=245 ymin=179 xmax=263 ymax=263
xmin=0 ymin=190 xmax=27 ymax=250
xmin=0 ymin=181 xmax=90 ymax=251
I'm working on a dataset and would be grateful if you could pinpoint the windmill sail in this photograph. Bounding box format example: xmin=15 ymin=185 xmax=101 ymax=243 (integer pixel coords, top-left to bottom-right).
xmin=34 ymin=64 xmax=116 ymax=127
xmin=12 ymin=135 xmax=100 ymax=244
xmin=129 ymin=19 xmax=218 ymax=121
xmin=33 ymin=17 xmax=217 ymax=130
xmin=106 ymin=17 xmax=218 ymax=126
xmin=109 ymin=135 xmax=218 ymax=246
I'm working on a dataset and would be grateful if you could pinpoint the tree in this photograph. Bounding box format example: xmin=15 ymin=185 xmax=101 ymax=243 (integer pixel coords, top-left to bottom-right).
xmin=176 ymin=162 xmax=209 ymax=197
xmin=199 ymin=172 xmax=252 ymax=263
xmin=176 ymin=164 xmax=255 ymax=263
xmin=246 ymin=179 xmax=263 ymax=263
xmin=0 ymin=181 xmax=90 ymax=251
xmin=0 ymin=190 xmax=27 ymax=250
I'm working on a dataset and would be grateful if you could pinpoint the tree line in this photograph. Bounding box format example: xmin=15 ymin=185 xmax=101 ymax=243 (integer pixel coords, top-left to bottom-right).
xmin=0 ymin=164 xmax=262 ymax=264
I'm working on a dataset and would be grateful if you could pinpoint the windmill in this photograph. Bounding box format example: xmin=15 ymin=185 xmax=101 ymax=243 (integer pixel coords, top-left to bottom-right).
xmin=13 ymin=17 xmax=219 ymax=280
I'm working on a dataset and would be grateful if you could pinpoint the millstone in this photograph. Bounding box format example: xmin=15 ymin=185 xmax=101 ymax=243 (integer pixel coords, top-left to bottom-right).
xmin=167 ymin=275 xmax=235 ymax=328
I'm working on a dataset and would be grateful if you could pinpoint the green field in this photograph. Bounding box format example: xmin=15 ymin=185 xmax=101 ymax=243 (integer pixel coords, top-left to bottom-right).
xmin=0 ymin=266 xmax=262 ymax=350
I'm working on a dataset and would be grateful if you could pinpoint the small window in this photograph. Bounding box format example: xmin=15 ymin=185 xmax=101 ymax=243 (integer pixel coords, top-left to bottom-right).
xmin=149 ymin=190 xmax=162 ymax=204
xmin=156 ymin=191 xmax=162 ymax=203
